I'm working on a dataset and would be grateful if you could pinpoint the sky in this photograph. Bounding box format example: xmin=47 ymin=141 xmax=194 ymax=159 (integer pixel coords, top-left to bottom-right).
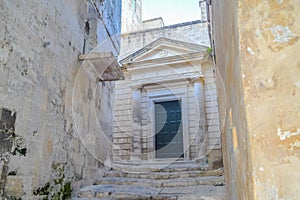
xmin=142 ymin=0 xmax=201 ymax=25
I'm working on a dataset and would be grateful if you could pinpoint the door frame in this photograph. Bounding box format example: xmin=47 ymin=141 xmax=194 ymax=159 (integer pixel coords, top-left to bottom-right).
xmin=146 ymin=83 xmax=190 ymax=161
xmin=154 ymin=100 xmax=184 ymax=159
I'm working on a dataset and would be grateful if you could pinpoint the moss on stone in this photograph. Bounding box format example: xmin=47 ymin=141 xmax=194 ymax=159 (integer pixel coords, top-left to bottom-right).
xmin=61 ymin=182 xmax=72 ymax=199
xmin=33 ymin=164 xmax=72 ymax=200
xmin=207 ymin=47 xmax=212 ymax=55
xmin=33 ymin=182 xmax=50 ymax=196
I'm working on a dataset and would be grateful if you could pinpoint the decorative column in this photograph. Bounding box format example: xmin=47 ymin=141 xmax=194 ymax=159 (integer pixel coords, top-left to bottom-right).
xmin=131 ymin=87 xmax=142 ymax=160
xmin=194 ymin=77 xmax=208 ymax=163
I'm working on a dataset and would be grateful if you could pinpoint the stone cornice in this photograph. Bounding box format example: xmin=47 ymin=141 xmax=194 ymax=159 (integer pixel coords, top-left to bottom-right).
xmin=129 ymin=74 xmax=204 ymax=89
xmin=123 ymin=52 xmax=210 ymax=70
xmin=120 ymin=38 xmax=208 ymax=64
xmin=121 ymin=20 xmax=207 ymax=36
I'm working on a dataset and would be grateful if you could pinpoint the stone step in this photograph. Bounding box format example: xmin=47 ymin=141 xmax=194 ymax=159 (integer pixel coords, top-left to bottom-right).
xmin=75 ymin=162 xmax=225 ymax=200
xmin=75 ymin=185 xmax=226 ymax=200
xmin=94 ymin=176 xmax=224 ymax=188
xmin=104 ymin=168 xmax=223 ymax=180
xmin=111 ymin=162 xmax=209 ymax=173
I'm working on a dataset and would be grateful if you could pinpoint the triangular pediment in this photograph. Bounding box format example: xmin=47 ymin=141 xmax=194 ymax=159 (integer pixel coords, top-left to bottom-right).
xmin=120 ymin=38 xmax=208 ymax=64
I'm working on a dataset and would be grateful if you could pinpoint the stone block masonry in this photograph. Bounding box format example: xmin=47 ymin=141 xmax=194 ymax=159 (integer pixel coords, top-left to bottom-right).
xmin=0 ymin=0 xmax=121 ymax=199
xmin=120 ymin=21 xmax=210 ymax=60
xmin=113 ymin=20 xmax=222 ymax=165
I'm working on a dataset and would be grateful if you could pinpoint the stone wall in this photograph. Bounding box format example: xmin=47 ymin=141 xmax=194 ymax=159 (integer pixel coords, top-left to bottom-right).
xmin=199 ymin=0 xmax=208 ymax=22
xmin=120 ymin=21 xmax=210 ymax=60
xmin=112 ymin=73 xmax=133 ymax=161
xmin=113 ymin=22 xmax=221 ymax=164
xmin=113 ymin=63 xmax=221 ymax=162
xmin=0 ymin=0 xmax=121 ymax=199
xmin=212 ymin=0 xmax=300 ymax=199
xmin=121 ymin=0 xmax=142 ymax=33
xmin=141 ymin=18 xmax=165 ymax=30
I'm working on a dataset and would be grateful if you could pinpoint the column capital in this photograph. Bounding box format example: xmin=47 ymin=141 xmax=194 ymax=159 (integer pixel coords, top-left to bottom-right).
xmin=130 ymin=84 xmax=143 ymax=91
xmin=193 ymin=76 xmax=205 ymax=84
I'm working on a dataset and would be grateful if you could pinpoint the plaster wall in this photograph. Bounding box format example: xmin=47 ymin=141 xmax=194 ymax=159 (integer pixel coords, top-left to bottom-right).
xmin=0 ymin=0 xmax=121 ymax=199
xmin=212 ymin=0 xmax=300 ymax=199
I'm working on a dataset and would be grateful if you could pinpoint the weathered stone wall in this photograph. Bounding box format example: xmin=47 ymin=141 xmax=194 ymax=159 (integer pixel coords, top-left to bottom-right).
xmin=121 ymin=0 xmax=142 ymax=33
xmin=113 ymin=22 xmax=221 ymax=163
xmin=99 ymin=0 xmax=122 ymax=37
xmin=112 ymin=73 xmax=133 ymax=161
xmin=120 ymin=21 xmax=210 ymax=60
xmin=199 ymin=0 xmax=208 ymax=22
xmin=141 ymin=18 xmax=165 ymax=30
xmin=113 ymin=63 xmax=221 ymax=162
xmin=0 ymin=0 xmax=121 ymax=199
xmin=212 ymin=0 xmax=300 ymax=199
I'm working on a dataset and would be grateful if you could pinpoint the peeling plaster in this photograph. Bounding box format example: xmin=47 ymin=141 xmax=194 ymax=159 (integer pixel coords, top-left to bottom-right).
xmin=260 ymin=77 xmax=276 ymax=90
xmin=256 ymin=29 xmax=262 ymax=37
xmin=290 ymin=141 xmax=300 ymax=148
xmin=247 ymin=47 xmax=255 ymax=55
xmin=277 ymin=128 xmax=300 ymax=141
xmin=294 ymin=81 xmax=300 ymax=88
xmin=270 ymin=25 xmax=296 ymax=43
xmin=205 ymin=0 xmax=300 ymax=198
xmin=259 ymin=167 xmax=264 ymax=172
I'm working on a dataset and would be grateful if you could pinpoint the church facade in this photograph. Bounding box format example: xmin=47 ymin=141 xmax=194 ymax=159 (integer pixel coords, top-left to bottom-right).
xmin=112 ymin=19 xmax=222 ymax=167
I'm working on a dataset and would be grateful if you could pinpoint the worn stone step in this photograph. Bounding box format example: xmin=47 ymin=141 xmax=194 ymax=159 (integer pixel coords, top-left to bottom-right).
xmin=76 ymin=185 xmax=174 ymax=199
xmin=104 ymin=168 xmax=223 ymax=180
xmin=75 ymin=185 xmax=226 ymax=200
xmin=162 ymin=185 xmax=226 ymax=200
xmin=94 ymin=176 xmax=224 ymax=188
xmin=112 ymin=162 xmax=209 ymax=173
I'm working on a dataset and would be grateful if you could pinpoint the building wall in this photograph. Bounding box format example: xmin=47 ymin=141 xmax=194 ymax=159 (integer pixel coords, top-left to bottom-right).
xmin=113 ymin=21 xmax=220 ymax=162
xmin=0 ymin=0 xmax=121 ymax=199
xmin=121 ymin=0 xmax=142 ymax=33
xmin=199 ymin=0 xmax=208 ymax=22
xmin=98 ymin=0 xmax=122 ymax=37
xmin=112 ymin=73 xmax=133 ymax=160
xmin=120 ymin=21 xmax=210 ymax=60
xmin=113 ymin=63 xmax=220 ymax=162
xmin=141 ymin=18 xmax=165 ymax=30
xmin=212 ymin=0 xmax=300 ymax=199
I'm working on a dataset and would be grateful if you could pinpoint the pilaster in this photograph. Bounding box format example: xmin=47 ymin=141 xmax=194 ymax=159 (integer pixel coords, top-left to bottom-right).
xmin=193 ymin=77 xmax=208 ymax=163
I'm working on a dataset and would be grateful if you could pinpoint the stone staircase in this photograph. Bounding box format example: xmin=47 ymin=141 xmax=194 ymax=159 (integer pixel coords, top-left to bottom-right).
xmin=74 ymin=161 xmax=226 ymax=200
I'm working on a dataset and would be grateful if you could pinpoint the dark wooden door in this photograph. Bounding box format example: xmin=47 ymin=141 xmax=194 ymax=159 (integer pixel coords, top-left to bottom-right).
xmin=155 ymin=100 xmax=183 ymax=158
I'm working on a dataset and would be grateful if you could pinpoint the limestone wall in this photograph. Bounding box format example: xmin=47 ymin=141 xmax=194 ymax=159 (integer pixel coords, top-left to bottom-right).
xmin=141 ymin=18 xmax=165 ymax=30
xmin=199 ymin=0 xmax=208 ymax=22
xmin=121 ymin=0 xmax=142 ymax=33
xmin=0 ymin=0 xmax=120 ymax=199
xmin=113 ymin=64 xmax=220 ymax=162
xmin=212 ymin=0 xmax=300 ymax=199
xmin=113 ymin=21 xmax=220 ymax=165
xmin=112 ymin=73 xmax=134 ymax=161
xmin=120 ymin=21 xmax=210 ymax=60
xmin=112 ymin=62 xmax=220 ymax=162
